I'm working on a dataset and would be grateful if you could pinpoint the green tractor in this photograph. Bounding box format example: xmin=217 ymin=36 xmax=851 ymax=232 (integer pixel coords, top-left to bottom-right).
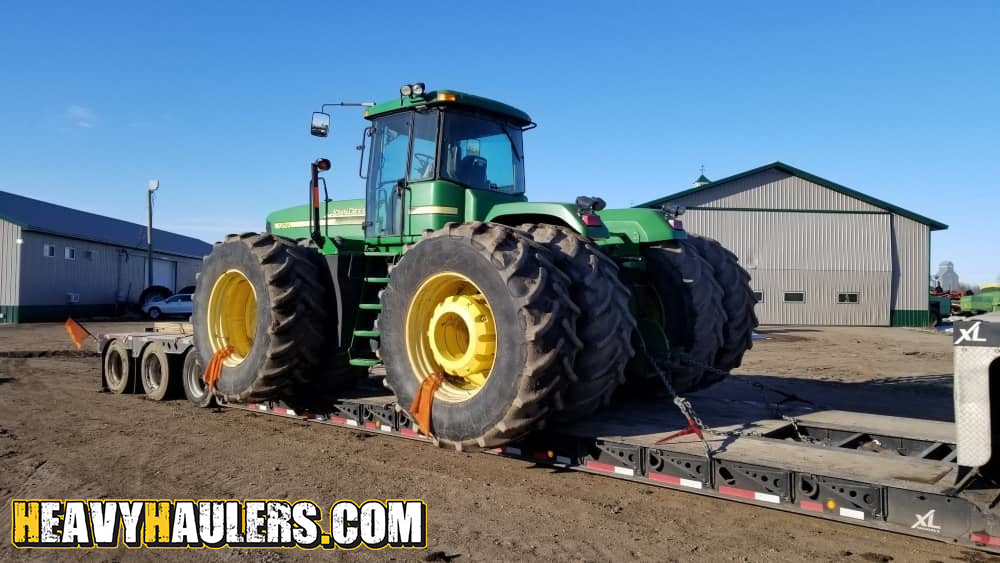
xmin=960 ymin=284 xmax=1000 ymax=316
xmin=191 ymin=84 xmax=757 ymax=449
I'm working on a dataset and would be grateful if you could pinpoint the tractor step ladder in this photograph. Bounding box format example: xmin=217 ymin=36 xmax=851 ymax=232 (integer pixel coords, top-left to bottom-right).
xmin=348 ymin=253 xmax=392 ymax=368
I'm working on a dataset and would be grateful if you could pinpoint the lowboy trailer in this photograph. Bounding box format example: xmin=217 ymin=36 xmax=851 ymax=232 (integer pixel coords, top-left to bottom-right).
xmin=99 ymin=320 xmax=1000 ymax=554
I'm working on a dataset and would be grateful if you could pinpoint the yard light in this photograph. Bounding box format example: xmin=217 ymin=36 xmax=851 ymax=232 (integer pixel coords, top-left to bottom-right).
xmin=315 ymin=158 xmax=331 ymax=171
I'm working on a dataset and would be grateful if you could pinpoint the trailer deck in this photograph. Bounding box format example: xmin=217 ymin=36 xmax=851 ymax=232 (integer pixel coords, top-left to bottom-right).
xmin=99 ymin=325 xmax=1000 ymax=554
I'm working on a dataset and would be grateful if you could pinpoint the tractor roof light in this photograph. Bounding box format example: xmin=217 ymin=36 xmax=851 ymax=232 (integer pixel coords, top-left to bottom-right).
xmin=400 ymin=82 xmax=426 ymax=99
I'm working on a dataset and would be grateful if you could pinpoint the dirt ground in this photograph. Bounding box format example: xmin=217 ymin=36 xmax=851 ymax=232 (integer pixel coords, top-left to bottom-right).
xmin=1 ymin=321 xmax=996 ymax=562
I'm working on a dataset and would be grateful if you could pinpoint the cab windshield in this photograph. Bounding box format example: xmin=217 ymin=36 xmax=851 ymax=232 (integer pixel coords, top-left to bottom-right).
xmin=441 ymin=111 xmax=525 ymax=194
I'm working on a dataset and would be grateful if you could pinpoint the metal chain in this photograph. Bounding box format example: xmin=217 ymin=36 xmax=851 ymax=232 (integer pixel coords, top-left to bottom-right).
xmin=654 ymin=350 xmax=822 ymax=446
xmin=646 ymin=353 xmax=716 ymax=457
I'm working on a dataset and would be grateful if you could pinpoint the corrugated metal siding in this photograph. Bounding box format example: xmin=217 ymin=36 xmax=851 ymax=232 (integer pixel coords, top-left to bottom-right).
xmin=0 ymin=219 xmax=21 ymax=307
xmin=682 ymin=209 xmax=891 ymax=325
xmin=749 ymin=270 xmax=891 ymax=326
xmin=669 ymin=169 xmax=884 ymax=212
xmin=18 ymin=232 xmax=203 ymax=306
xmin=891 ymin=214 xmax=930 ymax=311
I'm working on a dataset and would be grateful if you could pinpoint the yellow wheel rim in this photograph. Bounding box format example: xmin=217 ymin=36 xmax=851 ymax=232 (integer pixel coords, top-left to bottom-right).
xmin=404 ymin=272 xmax=497 ymax=403
xmin=206 ymin=269 xmax=257 ymax=367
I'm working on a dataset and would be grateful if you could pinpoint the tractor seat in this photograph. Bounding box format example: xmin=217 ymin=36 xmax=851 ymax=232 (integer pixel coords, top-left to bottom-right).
xmin=457 ymin=155 xmax=488 ymax=189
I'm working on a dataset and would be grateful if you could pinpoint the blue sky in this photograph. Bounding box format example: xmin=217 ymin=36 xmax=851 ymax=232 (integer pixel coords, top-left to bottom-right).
xmin=1 ymin=1 xmax=997 ymax=284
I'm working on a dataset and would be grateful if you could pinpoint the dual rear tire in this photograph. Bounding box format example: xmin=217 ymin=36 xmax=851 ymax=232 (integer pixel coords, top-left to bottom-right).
xmin=380 ymin=222 xmax=582 ymax=449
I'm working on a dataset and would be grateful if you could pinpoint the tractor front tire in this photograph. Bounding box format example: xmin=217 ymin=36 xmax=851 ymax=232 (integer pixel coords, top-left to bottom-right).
xmin=644 ymin=240 xmax=726 ymax=393
xmin=518 ymin=223 xmax=635 ymax=422
xmin=192 ymin=233 xmax=332 ymax=403
xmin=380 ymin=222 xmax=581 ymax=449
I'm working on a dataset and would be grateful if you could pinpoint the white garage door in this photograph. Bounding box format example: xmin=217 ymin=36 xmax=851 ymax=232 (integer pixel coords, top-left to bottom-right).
xmin=152 ymin=259 xmax=176 ymax=291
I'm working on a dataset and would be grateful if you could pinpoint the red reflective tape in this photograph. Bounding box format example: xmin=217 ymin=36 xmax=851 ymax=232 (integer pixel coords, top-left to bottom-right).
xmin=649 ymin=472 xmax=680 ymax=485
xmin=532 ymin=451 xmax=551 ymax=461
xmin=719 ymin=486 xmax=756 ymax=500
xmin=972 ymin=532 xmax=1000 ymax=547
xmin=800 ymin=500 xmax=825 ymax=513
xmin=364 ymin=422 xmax=378 ymax=430
xmin=246 ymin=403 xmax=259 ymax=410
xmin=273 ymin=407 xmax=288 ymax=415
xmin=330 ymin=416 xmax=348 ymax=425
xmin=585 ymin=460 xmax=615 ymax=473
xmin=400 ymin=428 xmax=418 ymax=436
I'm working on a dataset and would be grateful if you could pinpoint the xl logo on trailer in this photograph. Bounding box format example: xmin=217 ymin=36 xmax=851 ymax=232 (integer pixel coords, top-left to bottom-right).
xmin=955 ymin=321 xmax=989 ymax=345
xmin=911 ymin=509 xmax=943 ymax=533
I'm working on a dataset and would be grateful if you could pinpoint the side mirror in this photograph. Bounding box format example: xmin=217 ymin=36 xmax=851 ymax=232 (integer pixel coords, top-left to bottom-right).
xmin=310 ymin=112 xmax=331 ymax=137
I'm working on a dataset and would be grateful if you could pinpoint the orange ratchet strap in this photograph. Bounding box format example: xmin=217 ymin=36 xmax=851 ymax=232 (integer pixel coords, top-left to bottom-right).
xmin=409 ymin=373 xmax=445 ymax=437
xmin=203 ymin=346 xmax=233 ymax=391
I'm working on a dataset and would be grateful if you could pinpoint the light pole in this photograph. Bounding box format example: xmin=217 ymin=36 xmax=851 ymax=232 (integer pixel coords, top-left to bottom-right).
xmin=147 ymin=179 xmax=159 ymax=289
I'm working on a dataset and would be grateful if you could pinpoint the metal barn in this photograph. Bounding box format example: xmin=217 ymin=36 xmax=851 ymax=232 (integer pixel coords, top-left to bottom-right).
xmin=0 ymin=190 xmax=211 ymax=323
xmin=639 ymin=162 xmax=947 ymax=326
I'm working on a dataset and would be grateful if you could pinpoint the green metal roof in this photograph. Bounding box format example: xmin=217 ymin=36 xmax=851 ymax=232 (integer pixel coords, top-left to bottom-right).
xmin=638 ymin=161 xmax=948 ymax=231
xmin=364 ymin=89 xmax=533 ymax=126
xmin=694 ymin=174 xmax=711 ymax=185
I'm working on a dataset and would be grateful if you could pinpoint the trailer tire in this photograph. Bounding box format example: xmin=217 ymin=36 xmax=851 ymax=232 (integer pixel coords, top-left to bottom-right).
xmin=518 ymin=223 xmax=635 ymax=422
xmin=182 ymin=348 xmax=214 ymax=408
xmin=192 ymin=232 xmax=331 ymax=403
xmin=140 ymin=342 xmax=173 ymax=401
xmin=380 ymin=222 xmax=580 ymax=449
xmin=104 ymin=339 xmax=133 ymax=394
xmin=643 ymin=240 xmax=726 ymax=393
xmin=685 ymin=235 xmax=758 ymax=372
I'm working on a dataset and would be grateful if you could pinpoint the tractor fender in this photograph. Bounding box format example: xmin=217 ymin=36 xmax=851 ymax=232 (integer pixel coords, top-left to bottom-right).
xmin=484 ymin=202 xmax=610 ymax=238
xmin=597 ymin=208 xmax=684 ymax=244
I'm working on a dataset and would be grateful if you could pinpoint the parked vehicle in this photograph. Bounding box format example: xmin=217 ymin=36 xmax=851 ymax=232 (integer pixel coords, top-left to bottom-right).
xmin=142 ymin=293 xmax=192 ymax=319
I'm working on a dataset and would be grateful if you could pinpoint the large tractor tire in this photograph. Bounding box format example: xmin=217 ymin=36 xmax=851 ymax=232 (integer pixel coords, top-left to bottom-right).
xmin=518 ymin=223 xmax=635 ymax=422
xmin=290 ymin=239 xmax=367 ymax=403
xmin=379 ymin=222 xmax=581 ymax=450
xmin=684 ymin=236 xmax=758 ymax=371
xmin=643 ymin=240 xmax=727 ymax=393
xmin=191 ymin=233 xmax=336 ymax=403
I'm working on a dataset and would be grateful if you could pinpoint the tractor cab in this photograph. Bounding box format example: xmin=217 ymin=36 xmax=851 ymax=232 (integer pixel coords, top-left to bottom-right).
xmin=312 ymin=86 xmax=534 ymax=239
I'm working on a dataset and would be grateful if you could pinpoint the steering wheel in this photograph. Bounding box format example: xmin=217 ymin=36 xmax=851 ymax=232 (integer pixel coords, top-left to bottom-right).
xmin=412 ymin=153 xmax=434 ymax=178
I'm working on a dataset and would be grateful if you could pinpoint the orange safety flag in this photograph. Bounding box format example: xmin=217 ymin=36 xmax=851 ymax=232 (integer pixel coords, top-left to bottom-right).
xmin=64 ymin=317 xmax=94 ymax=350
xmin=409 ymin=373 xmax=445 ymax=438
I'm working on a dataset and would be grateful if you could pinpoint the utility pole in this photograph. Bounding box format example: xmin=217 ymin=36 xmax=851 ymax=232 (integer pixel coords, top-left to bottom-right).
xmin=147 ymin=179 xmax=159 ymax=288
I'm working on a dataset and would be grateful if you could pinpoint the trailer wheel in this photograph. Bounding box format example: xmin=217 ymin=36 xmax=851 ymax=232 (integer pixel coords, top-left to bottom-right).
xmin=643 ymin=240 xmax=726 ymax=393
xmin=518 ymin=223 xmax=636 ymax=422
xmin=182 ymin=349 xmax=214 ymax=408
xmin=140 ymin=342 xmax=173 ymax=401
xmin=103 ymin=339 xmax=133 ymax=394
xmin=380 ymin=222 xmax=580 ymax=449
